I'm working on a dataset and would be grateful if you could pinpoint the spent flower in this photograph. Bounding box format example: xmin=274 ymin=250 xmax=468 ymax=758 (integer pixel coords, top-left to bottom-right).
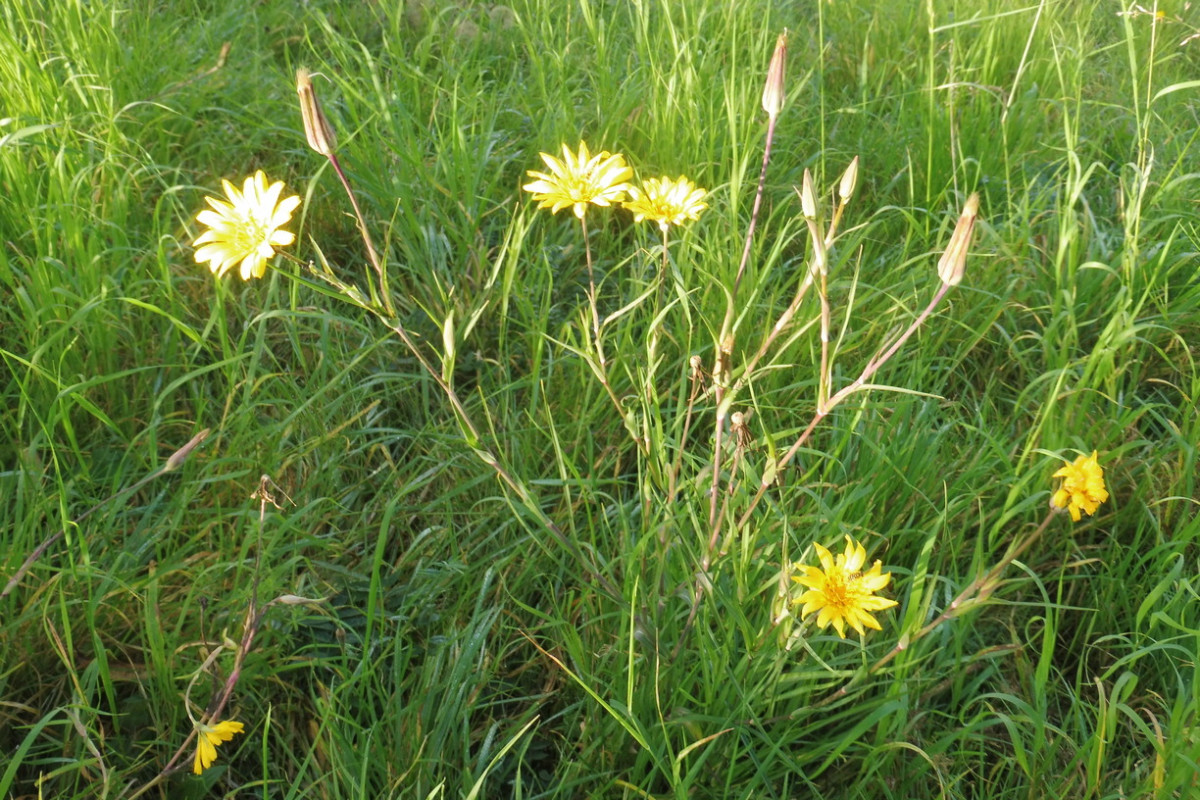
xmin=761 ymin=31 xmax=788 ymax=119
xmin=296 ymin=68 xmax=338 ymax=157
xmin=1050 ymin=450 xmax=1108 ymax=522
xmin=193 ymin=170 xmax=301 ymax=280
xmin=193 ymin=719 xmax=244 ymax=775
xmin=522 ymin=141 xmax=633 ymax=219
xmin=623 ymin=176 xmax=707 ymax=231
xmin=936 ymin=193 xmax=979 ymax=287
xmin=792 ymin=536 xmax=898 ymax=639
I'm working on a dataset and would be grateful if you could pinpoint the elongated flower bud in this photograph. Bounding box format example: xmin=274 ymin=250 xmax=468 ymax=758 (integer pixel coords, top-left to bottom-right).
xmin=936 ymin=192 xmax=980 ymax=286
xmin=296 ymin=68 xmax=338 ymax=157
xmin=761 ymin=31 xmax=788 ymax=120
xmin=838 ymin=156 xmax=859 ymax=203
xmin=798 ymin=168 xmax=817 ymax=220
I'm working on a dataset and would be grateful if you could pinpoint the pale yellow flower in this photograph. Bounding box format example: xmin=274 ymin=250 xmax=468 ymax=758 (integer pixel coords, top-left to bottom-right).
xmin=792 ymin=536 xmax=898 ymax=639
xmin=623 ymin=176 xmax=707 ymax=231
xmin=522 ymin=141 xmax=632 ymax=219
xmin=1050 ymin=450 xmax=1108 ymax=522
xmin=193 ymin=170 xmax=301 ymax=280
xmin=193 ymin=719 xmax=245 ymax=774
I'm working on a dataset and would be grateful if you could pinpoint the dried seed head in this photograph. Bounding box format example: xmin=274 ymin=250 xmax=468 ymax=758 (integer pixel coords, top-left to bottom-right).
xmin=936 ymin=192 xmax=980 ymax=287
xmin=838 ymin=156 xmax=859 ymax=203
xmin=761 ymin=31 xmax=788 ymax=120
xmin=296 ymin=68 xmax=338 ymax=157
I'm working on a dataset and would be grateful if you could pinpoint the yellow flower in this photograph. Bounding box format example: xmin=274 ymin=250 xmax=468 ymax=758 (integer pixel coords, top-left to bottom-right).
xmin=623 ymin=176 xmax=708 ymax=231
xmin=1050 ymin=450 xmax=1108 ymax=522
xmin=792 ymin=536 xmax=899 ymax=639
xmin=193 ymin=719 xmax=244 ymax=775
xmin=522 ymin=141 xmax=632 ymax=219
xmin=193 ymin=170 xmax=301 ymax=280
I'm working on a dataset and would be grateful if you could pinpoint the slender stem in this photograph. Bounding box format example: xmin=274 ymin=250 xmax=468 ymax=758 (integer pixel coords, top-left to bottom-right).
xmin=653 ymin=225 xmax=669 ymax=318
xmin=708 ymin=406 xmax=727 ymax=535
xmin=127 ymin=482 xmax=276 ymax=796
xmin=328 ymin=153 xmax=395 ymax=318
xmin=728 ymin=270 xmax=815 ymax=403
xmin=736 ymin=282 xmax=952 ymax=529
xmin=817 ymin=258 xmax=831 ymax=412
xmin=806 ymin=511 xmax=1059 ymax=711
xmin=710 ymin=434 xmax=746 ymax=556
xmin=826 ymin=199 xmax=846 ymax=245
xmin=725 ymin=115 xmax=778 ymax=335
xmin=710 ymin=115 xmax=778 ymax=534
xmin=2 ymin=430 xmax=210 ymax=599
xmin=578 ymin=216 xmax=646 ymax=452
xmin=293 ymin=255 xmax=621 ymax=601
xmin=582 ymin=215 xmax=604 ymax=368
xmin=667 ymin=360 xmax=704 ymax=505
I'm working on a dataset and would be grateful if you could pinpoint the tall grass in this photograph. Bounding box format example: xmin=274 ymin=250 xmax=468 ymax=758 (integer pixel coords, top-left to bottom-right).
xmin=2 ymin=1 xmax=1198 ymax=798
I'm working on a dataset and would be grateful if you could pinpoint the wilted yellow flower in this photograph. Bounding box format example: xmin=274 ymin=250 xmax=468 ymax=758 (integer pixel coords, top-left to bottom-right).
xmin=193 ymin=719 xmax=244 ymax=775
xmin=1050 ymin=450 xmax=1108 ymax=522
xmin=623 ymin=176 xmax=707 ymax=231
xmin=792 ymin=536 xmax=898 ymax=639
xmin=522 ymin=141 xmax=632 ymax=219
xmin=193 ymin=170 xmax=301 ymax=280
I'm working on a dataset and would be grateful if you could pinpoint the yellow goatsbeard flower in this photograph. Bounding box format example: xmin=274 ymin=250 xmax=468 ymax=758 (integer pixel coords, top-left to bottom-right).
xmin=1050 ymin=450 xmax=1109 ymax=522
xmin=522 ymin=141 xmax=632 ymax=219
xmin=623 ymin=176 xmax=707 ymax=231
xmin=193 ymin=719 xmax=245 ymax=775
xmin=792 ymin=536 xmax=899 ymax=639
xmin=193 ymin=170 xmax=301 ymax=280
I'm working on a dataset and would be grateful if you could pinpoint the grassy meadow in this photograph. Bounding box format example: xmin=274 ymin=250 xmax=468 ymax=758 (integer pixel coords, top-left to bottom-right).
xmin=2 ymin=0 xmax=1200 ymax=797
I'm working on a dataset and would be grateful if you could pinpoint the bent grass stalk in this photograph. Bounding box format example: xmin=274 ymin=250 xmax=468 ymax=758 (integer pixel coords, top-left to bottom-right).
xmin=2 ymin=429 xmax=211 ymax=600
xmin=708 ymin=100 xmax=778 ymax=542
xmin=289 ymin=251 xmax=620 ymax=602
xmin=805 ymin=505 xmax=1062 ymax=713
xmin=296 ymin=76 xmax=622 ymax=600
xmin=708 ymin=31 xmax=787 ymax=556
xmin=127 ymin=477 xmax=296 ymax=797
xmin=580 ymin=213 xmax=636 ymax=444
xmin=675 ymin=189 xmax=978 ymax=655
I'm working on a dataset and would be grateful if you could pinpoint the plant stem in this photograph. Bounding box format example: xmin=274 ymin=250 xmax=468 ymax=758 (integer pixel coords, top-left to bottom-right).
xmin=328 ymin=153 xmax=395 ymax=318
xmin=736 ymin=282 xmax=952 ymax=530
xmin=710 ymin=113 xmax=778 ymax=536
xmin=805 ymin=510 xmax=1059 ymax=712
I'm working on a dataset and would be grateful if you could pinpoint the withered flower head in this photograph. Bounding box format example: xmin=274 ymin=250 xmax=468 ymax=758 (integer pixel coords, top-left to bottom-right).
xmin=761 ymin=31 xmax=788 ymax=119
xmin=936 ymin=192 xmax=979 ymax=287
xmin=296 ymin=68 xmax=338 ymax=157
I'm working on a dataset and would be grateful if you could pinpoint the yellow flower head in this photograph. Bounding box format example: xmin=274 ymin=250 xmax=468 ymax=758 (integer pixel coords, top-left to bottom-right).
xmin=193 ymin=170 xmax=301 ymax=280
xmin=522 ymin=141 xmax=633 ymax=219
xmin=1050 ymin=450 xmax=1108 ymax=522
xmin=623 ymin=176 xmax=708 ymax=231
xmin=193 ymin=719 xmax=244 ymax=775
xmin=792 ymin=536 xmax=899 ymax=639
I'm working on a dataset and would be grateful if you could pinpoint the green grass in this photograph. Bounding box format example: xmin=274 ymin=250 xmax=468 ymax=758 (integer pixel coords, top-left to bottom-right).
xmin=2 ymin=0 xmax=1199 ymax=798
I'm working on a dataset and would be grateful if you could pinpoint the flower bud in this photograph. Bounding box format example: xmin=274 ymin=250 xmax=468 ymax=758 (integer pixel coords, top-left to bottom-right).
xmin=838 ymin=156 xmax=859 ymax=203
xmin=296 ymin=68 xmax=338 ymax=157
xmin=798 ymin=168 xmax=817 ymax=220
xmin=761 ymin=31 xmax=788 ymax=120
xmin=936 ymin=192 xmax=979 ymax=287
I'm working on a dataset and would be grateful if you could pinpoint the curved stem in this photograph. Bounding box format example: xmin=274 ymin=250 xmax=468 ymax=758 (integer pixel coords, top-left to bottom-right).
xmin=328 ymin=153 xmax=395 ymax=318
